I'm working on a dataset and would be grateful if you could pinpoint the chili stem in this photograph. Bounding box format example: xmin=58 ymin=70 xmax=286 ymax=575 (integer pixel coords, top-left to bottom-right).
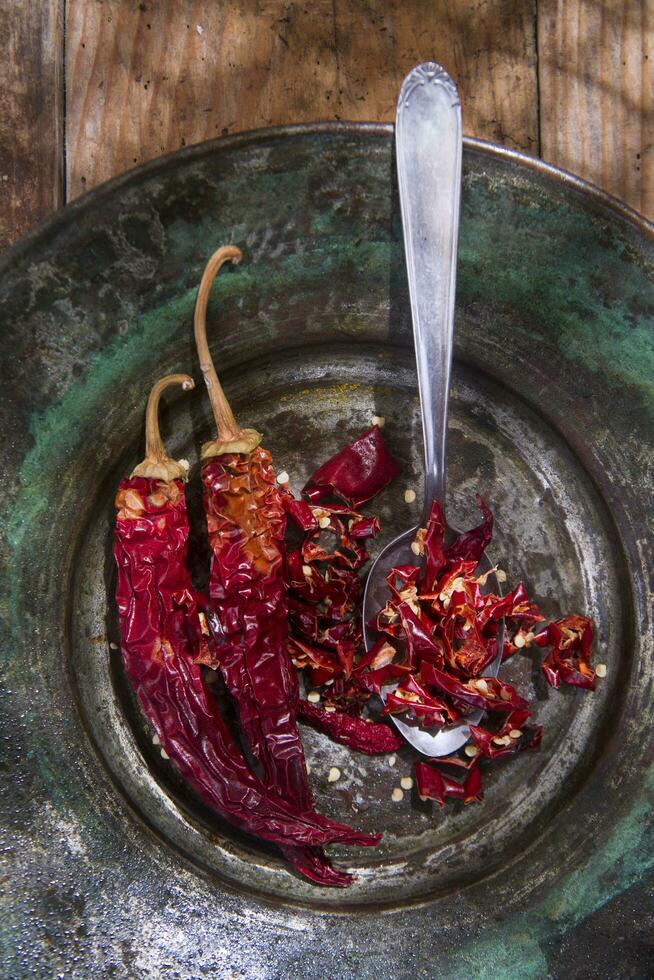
xmin=131 ymin=373 xmax=195 ymax=480
xmin=194 ymin=246 xmax=262 ymax=458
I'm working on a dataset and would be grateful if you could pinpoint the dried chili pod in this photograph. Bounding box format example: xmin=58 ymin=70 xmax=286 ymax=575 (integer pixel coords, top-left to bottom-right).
xmin=114 ymin=375 xmax=374 ymax=851
xmin=195 ymin=246 xmax=378 ymax=885
xmin=297 ymin=700 xmax=403 ymax=754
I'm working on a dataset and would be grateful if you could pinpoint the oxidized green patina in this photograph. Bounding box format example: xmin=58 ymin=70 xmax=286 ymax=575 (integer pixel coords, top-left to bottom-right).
xmin=1 ymin=125 xmax=653 ymax=977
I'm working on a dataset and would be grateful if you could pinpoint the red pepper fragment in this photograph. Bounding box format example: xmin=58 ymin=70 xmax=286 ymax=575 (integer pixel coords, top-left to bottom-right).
xmin=420 ymin=500 xmax=448 ymax=589
xmin=298 ymin=700 xmax=404 ymax=754
xmin=445 ymin=493 xmax=493 ymax=565
xmin=415 ymin=762 xmax=483 ymax=806
xmin=420 ymin=662 xmax=529 ymax=713
xmin=468 ymin=709 xmax=543 ymax=759
xmin=358 ymin=662 xmax=413 ymax=696
xmin=302 ymin=424 xmax=402 ymax=507
xmin=383 ymin=674 xmax=459 ymax=726
xmin=536 ymin=615 xmax=596 ymax=689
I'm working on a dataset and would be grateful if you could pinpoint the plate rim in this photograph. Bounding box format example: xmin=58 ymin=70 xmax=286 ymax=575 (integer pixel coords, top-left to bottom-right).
xmin=2 ymin=122 xmax=653 ymax=275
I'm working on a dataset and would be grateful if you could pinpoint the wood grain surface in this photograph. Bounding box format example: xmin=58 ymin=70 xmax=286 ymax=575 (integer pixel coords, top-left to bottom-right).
xmin=538 ymin=0 xmax=653 ymax=218
xmin=0 ymin=0 xmax=63 ymax=249
xmin=65 ymin=0 xmax=538 ymax=197
xmin=1 ymin=0 xmax=653 ymax=251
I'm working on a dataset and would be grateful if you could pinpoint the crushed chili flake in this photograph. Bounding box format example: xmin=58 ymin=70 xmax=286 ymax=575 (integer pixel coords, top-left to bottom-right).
xmin=286 ymin=464 xmax=598 ymax=811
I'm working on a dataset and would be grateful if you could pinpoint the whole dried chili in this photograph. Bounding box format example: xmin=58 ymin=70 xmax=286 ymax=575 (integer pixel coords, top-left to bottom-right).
xmin=194 ymin=246 xmax=378 ymax=886
xmin=114 ymin=375 xmax=377 ymax=849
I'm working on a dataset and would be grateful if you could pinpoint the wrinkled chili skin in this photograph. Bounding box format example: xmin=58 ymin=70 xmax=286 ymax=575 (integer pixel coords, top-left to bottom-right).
xmin=298 ymin=699 xmax=404 ymax=754
xmin=415 ymin=761 xmax=483 ymax=807
xmin=202 ymin=448 xmax=377 ymax=883
xmin=202 ymin=449 xmax=304 ymax=800
xmin=114 ymin=476 xmax=377 ymax=849
xmin=302 ymin=425 xmax=402 ymax=507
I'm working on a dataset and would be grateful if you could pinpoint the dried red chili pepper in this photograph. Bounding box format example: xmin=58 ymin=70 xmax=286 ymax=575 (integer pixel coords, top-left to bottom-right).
xmin=383 ymin=674 xmax=460 ymax=726
xmin=420 ymin=662 xmax=529 ymax=713
xmin=297 ymin=700 xmax=404 ymax=754
xmin=194 ymin=246 xmax=378 ymax=885
xmin=468 ymin=709 xmax=543 ymax=759
xmin=114 ymin=375 xmax=377 ymax=853
xmin=535 ymin=615 xmax=596 ymax=689
xmin=414 ymin=761 xmax=483 ymax=807
xmin=302 ymin=424 xmax=402 ymax=507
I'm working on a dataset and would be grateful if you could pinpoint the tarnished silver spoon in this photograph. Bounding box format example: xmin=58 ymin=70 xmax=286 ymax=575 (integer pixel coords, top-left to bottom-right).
xmin=362 ymin=62 xmax=504 ymax=757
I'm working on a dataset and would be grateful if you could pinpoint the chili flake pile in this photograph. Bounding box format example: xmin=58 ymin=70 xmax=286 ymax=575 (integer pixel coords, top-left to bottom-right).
xmin=287 ymin=456 xmax=598 ymax=807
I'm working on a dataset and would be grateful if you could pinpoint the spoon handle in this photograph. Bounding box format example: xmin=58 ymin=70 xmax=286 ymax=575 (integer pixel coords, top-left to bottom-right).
xmin=396 ymin=63 xmax=462 ymax=525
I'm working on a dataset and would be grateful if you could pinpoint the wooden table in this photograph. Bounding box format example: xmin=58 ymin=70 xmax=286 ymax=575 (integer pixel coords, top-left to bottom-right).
xmin=0 ymin=1 xmax=652 ymax=251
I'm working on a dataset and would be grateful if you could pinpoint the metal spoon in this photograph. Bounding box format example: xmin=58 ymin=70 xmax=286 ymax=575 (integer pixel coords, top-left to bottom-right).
xmin=362 ymin=62 xmax=504 ymax=757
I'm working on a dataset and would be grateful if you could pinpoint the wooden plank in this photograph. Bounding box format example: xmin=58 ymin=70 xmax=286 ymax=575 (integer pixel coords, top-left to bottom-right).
xmin=66 ymin=0 xmax=538 ymax=198
xmin=538 ymin=0 xmax=654 ymax=220
xmin=0 ymin=0 xmax=63 ymax=250
xmin=332 ymin=1 xmax=539 ymax=151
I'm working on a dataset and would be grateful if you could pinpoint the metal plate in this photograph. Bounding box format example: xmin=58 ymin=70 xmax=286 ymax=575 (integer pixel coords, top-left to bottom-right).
xmin=1 ymin=124 xmax=653 ymax=976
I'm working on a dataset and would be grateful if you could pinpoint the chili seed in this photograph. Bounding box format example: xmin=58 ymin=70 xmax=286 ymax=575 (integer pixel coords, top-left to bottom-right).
xmin=302 ymin=565 xmax=312 ymax=577
xmin=324 ymin=706 xmax=336 ymax=713
xmin=109 ymin=642 xmax=118 ymax=650
xmin=177 ymin=458 xmax=190 ymax=471
xmin=391 ymin=788 xmax=404 ymax=802
xmin=509 ymin=729 xmax=522 ymax=739
xmin=474 ymin=679 xmax=489 ymax=694
xmin=492 ymin=735 xmax=512 ymax=746
xmin=327 ymin=767 xmax=341 ymax=783
xmin=372 ymin=415 xmax=385 ymax=427
xmin=388 ymin=754 xmax=397 ymax=767
xmin=400 ymin=776 xmax=413 ymax=790
xmin=595 ymin=663 xmax=607 ymax=677
xmin=464 ymin=745 xmax=479 ymax=757
xmin=496 ymin=569 xmax=507 ymax=583
xmin=160 ymin=748 xmax=170 ymax=759
xmin=318 ymin=516 xmax=331 ymax=529
xmin=276 ymin=470 xmax=290 ymax=485
xmin=305 ymin=762 xmax=311 ymax=774
xmin=307 ymin=690 xmax=321 ymax=703
xmin=152 ymin=733 xmax=160 ymax=745
xmin=404 ymin=488 xmax=416 ymax=503
xmin=411 ymin=541 xmax=421 ymax=556
xmin=514 ymin=633 xmax=526 ymax=648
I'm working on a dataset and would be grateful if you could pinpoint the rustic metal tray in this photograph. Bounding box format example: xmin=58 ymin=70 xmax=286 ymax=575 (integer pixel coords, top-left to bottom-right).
xmin=1 ymin=124 xmax=653 ymax=977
